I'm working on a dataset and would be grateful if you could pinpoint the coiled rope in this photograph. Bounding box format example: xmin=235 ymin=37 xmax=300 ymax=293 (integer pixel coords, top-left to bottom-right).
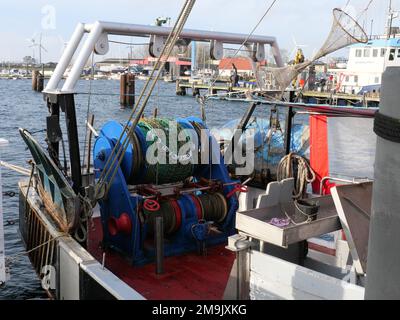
xmin=277 ymin=152 xmax=315 ymax=199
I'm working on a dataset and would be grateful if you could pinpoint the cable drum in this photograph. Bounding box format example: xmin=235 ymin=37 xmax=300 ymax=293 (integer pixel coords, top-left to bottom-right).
xmin=127 ymin=128 xmax=144 ymax=184
xmin=144 ymin=200 xmax=180 ymax=235
xmin=198 ymin=192 xmax=228 ymax=223
xmin=137 ymin=118 xmax=195 ymax=184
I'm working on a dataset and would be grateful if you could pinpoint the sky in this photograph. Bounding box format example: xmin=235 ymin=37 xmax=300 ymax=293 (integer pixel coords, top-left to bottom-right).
xmin=0 ymin=0 xmax=395 ymax=63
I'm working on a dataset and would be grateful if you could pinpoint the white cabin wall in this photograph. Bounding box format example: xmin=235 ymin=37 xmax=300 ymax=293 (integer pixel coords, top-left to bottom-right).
xmin=339 ymin=44 xmax=400 ymax=93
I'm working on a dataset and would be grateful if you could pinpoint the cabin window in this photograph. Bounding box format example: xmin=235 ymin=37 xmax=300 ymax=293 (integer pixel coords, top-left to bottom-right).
xmin=354 ymin=75 xmax=358 ymax=83
xmin=381 ymin=48 xmax=387 ymax=57
xmin=397 ymin=49 xmax=400 ymax=58
xmin=373 ymin=49 xmax=378 ymax=57
xmin=364 ymin=48 xmax=370 ymax=57
xmin=389 ymin=48 xmax=395 ymax=61
xmin=345 ymin=75 xmax=349 ymax=82
xmin=375 ymin=76 xmax=380 ymax=83
xmin=355 ymin=49 xmax=362 ymax=57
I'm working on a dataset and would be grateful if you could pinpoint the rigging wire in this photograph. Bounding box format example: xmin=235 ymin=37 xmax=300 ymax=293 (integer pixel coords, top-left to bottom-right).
xmin=356 ymin=0 xmax=374 ymax=22
xmin=204 ymin=0 xmax=279 ymax=96
xmin=94 ymin=0 xmax=197 ymax=199
xmin=81 ymin=51 xmax=95 ymax=170
xmin=94 ymin=0 xmax=194 ymax=189
xmin=74 ymin=92 xmax=178 ymax=97
xmin=102 ymin=0 xmax=197 ymax=192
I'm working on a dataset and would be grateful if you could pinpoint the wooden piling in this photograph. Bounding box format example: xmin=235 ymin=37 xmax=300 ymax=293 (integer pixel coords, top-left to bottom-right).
xmin=32 ymin=70 xmax=38 ymax=91
xmin=193 ymin=88 xmax=200 ymax=96
xmin=126 ymin=73 xmax=135 ymax=107
xmin=37 ymin=73 xmax=44 ymax=92
xmin=32 ymin=70 xmax=44 ymax=92
xmin=176 ymin=79 xmax=180 ymax=95
xmin=175 ymin=79 xmax=186 ymax=96
xmin=120 ymin=73 xmax=136 ymax=108
xmin=120 ymin=73 xmax=127 ymax=106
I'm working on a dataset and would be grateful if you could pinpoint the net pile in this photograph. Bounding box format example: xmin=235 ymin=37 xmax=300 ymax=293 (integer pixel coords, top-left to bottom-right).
xmin=137 ymin=118 xmax=194 ymax=184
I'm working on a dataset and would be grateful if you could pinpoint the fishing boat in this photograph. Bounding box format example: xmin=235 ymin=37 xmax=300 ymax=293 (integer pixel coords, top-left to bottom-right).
xmin=334 ymin=2 xmax=400 ymax=95
xmin=2 ymin=2 xmax=399 ymax=301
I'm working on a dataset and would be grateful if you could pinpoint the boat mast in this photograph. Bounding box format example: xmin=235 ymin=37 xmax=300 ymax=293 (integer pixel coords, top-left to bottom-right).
xmin=387 ymin=0 xmax=393 ymax=39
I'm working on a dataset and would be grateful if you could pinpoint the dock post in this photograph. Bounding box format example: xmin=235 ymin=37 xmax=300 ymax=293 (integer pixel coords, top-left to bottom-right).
xmin=175 ymin=79 xmax=186 ymax=96
xmin=175 ymin=79 xmax=180 ymax=95
xmin=153 ymin=108 xmax=158 ymax=118
xmin=32 ymin=70 xmax=38 ymax=91
xmin=37 ymin=72 xmax=44 ymax=92
xmin=365 ymin=67 xmax=400 ymax=299
xmin=120 ymin=73 xmax=127 ymax=107
xmin=126 ymin=73 xmax=135 ymax=107
xmin=32 ymin=70 xmax=44 ymax=92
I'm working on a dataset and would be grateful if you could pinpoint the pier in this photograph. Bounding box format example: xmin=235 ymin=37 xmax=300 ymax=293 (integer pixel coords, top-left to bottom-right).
xmin=300 ymin=90 xmax=380 ymax=108
xmin=175 ymin=78 xmax=256 ymax=96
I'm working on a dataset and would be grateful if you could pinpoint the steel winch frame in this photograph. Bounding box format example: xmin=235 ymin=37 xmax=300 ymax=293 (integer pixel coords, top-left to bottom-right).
xmin=44 ymin=21 xmax=284 ymax=94
xmin=38 ymin=21 xmax=283 ymax=255
xmin=39 ymin=21 xmax=285 ymax=244
xmin=94 ymin=116 xmax=242 ymax=264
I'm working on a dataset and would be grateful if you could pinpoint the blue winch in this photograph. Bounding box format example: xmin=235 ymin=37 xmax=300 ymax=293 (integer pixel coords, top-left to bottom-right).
xmin=93 ymin=117 xmax=239 ymax=265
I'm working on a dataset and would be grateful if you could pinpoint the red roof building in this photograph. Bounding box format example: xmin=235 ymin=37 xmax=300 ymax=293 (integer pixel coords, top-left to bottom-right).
xmin=218 ymin=57 xmax=266 ymax=77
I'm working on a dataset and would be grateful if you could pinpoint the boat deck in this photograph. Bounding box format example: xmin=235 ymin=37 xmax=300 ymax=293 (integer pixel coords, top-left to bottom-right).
xmin=88 ymin=218 xmax=235 ymax=300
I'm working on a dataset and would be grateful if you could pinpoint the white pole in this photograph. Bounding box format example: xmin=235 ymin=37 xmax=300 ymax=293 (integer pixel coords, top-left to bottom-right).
xmin=62 ymin=22 xmax=104 ymax=92
xmin=366 ymin=66 xmax=400 ymax=299
xmin=0 ymin=138 xmax=9 ymax=285
xmin=44 ymin=23 xmax=86 ymax=92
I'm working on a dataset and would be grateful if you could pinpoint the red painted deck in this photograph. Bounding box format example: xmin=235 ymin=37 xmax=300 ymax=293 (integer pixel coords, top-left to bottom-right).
xmin=88 ymin=218 xmax=235 ymax=300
